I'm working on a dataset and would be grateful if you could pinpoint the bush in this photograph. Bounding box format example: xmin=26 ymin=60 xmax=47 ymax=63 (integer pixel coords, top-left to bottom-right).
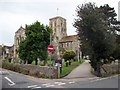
xmin=63 ymin=50 xmax=76 ymax=61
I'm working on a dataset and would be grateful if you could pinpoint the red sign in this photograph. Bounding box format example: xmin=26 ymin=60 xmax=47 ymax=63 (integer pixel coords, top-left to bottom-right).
xmin=48 ymin=45 xmax=54 ymax=52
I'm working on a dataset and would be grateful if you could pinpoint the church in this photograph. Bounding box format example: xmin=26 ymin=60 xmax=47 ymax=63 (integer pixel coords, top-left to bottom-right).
xmin=14 ymin=16 xmax=82 ymax=62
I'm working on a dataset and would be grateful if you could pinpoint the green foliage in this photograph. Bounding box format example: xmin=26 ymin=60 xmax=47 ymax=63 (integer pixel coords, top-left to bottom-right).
xmin=100 ymin=4 xmax=117 ymax=26
xmin=74 ymin=2 xmax=116 ymax=74
xmin=31 ymin=59 xmax=54 ymax=66
xmin=100 ymin=4 xmax=120 ymax=60
xmin=63 ymin=50 xmax=76 ymax=61
xmin=112 ymin=43 xmax=120 ymax=59
xmin=18 ymin=21 xmax=52 ymax=64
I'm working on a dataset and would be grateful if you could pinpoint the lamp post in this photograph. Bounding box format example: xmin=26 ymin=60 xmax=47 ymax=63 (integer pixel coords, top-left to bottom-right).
xmin=77 ymin=45 xmax=80 ymax=62
xmin=50 ymin=34 xmax=52 ymax=67
xmin=77 ymin=35 xmax=82 ymax=62
xmin=2 ymin=44 xmax=5 ymax=60
xmin=77 ymin=36 xmax=80 ymax=62
xmin=79 ymin=43 xmax=82 ymax=60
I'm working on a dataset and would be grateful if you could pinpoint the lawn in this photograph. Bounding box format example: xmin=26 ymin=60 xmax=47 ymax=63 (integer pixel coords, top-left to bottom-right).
xmin=61 ymin=60 xmax=84 ymax=77
xmin=31 ymin=59 xmax=54 ymax=66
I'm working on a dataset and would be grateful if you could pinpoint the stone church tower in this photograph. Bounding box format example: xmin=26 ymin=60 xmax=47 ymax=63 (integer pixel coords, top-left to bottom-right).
xmin=49 ymin=16 xmax=67 ymax=57
xmin=14 ymin=26 xmax=25 ymax=62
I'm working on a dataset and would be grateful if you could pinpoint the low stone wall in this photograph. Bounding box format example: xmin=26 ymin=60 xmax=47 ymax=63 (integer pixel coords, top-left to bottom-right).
xmin=20 ymin=64 xmax=56 ymax=78
xmin=101 ymin=63 xmax=120 ymax=77
xmin=91 ymin=63 xmax=120 ymax=77
xmin=2 ymin=62 xmax=58 ymax=79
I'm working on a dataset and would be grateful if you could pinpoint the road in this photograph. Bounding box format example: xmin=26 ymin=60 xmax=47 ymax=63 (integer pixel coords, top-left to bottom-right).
xmin=0 ymin=69 xmax=119 ymax=90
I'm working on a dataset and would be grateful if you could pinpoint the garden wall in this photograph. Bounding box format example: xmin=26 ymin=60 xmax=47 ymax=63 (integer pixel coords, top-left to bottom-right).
xmin=2 ymin=61 xmax=58 ymax=79
xmin=100 ymin=63 xmax=120 ymax=77
xmin=91 ymin=63 xmax=120 ymax=77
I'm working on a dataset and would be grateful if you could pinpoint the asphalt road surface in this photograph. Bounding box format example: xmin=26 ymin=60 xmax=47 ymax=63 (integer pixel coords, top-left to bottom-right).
xmin=0 ymin=69 xmax=119 ymax=90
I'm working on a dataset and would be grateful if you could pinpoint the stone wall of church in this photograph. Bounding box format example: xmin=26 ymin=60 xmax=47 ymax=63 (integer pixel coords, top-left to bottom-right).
xmin=14 ymin=26 xmax=25 ymax=61
xmin=49 ymin=16 xmax=67 ymax=57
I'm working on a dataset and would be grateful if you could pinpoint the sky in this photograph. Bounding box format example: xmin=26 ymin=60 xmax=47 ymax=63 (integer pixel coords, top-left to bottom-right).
xmin=0 ymin=0 xmax=119 ymax=46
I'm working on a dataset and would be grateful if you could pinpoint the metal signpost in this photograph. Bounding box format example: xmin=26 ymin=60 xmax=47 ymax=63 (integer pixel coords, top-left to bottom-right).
xmin=48 ymin=34 xmax=54 ymax=66
xmin=48 ymin=45 xmax=54 ymax=67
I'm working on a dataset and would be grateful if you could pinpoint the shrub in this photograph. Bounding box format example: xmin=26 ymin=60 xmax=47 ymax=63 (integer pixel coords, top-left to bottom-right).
xmin=63 ymin=50 xmax=76 ymax=61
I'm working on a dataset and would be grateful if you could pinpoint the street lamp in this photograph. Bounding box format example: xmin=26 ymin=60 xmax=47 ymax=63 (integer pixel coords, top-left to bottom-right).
xmin=77 ymin=40 xmax=82 ymax=62
xmin=79 ymin=43 xmax=82 ymax=60
xmin=2 ymin=44 xmax=5 ymax=60
xmin=77 ymin=35 xmax=80 ymax=62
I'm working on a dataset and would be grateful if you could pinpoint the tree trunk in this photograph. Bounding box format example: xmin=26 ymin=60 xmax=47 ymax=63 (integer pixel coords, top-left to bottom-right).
xmin=66 ymin=61 xmax=69 ymax=67
xmin=69 ymin=60 xmax=71 ymax=65
xmin=35 ymin=59 xmax=37 ymax=65
xmin=44 ymin=59 xmax=47 ymax=66
xmin=27 ymin=60 xmax=31 ymax=64
xmin=96 ymin=61 xmax=102 ymax=77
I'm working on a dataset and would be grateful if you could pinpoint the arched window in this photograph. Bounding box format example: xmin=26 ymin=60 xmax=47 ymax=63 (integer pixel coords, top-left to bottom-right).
xmin=54 ymin=21 xmax=56 ymax=26
xmin=16 ymin=37 xmax=19 ymax=46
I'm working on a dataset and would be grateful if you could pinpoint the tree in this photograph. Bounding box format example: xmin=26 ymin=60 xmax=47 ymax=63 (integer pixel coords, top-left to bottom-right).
xmin=111 ymin=21 xmax=120 ymax=60
xmin=74 ymin=2 xmax=116 ymax=76
xmin=18 ymin=21 xmax=52 ymax=65
xmin=100 ymin=4 xmax=120 ymax=61
xmin=100 ymin=4 xmax=117 ymax=27
xmin=63 ymin=50 xmax=76 ymax=62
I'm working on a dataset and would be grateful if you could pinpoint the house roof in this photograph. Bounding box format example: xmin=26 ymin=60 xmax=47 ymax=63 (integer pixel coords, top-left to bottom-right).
xmin=0 ymin=44 xmax=14 ymax=48
xmin=4 ymin=45 xmax=13 ymax=49
xmin=15 ymin=26 xmax=25 ymax=33
xmin=59 ymin=35 xmax=77 ymax=43
xmin=49 ymin=16 xmax=66 ymax=21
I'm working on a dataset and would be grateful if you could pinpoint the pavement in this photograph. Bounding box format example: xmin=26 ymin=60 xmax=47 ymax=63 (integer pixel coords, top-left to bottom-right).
xmin=64 ymin=60 xmax=96 ymax=79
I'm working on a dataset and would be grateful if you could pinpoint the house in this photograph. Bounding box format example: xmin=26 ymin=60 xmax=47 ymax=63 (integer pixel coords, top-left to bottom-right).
xmin=0 ymin=44 xmax=14 ymax=61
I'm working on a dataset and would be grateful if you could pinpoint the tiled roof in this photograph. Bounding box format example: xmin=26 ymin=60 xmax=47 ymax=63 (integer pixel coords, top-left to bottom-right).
xmin=15 ymin=26 xmax=25 ymax=33
xmin=59 ymin=35 xmax=77 ymax=43
xmin=49 ymin=16 xmax=66 ymax=20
